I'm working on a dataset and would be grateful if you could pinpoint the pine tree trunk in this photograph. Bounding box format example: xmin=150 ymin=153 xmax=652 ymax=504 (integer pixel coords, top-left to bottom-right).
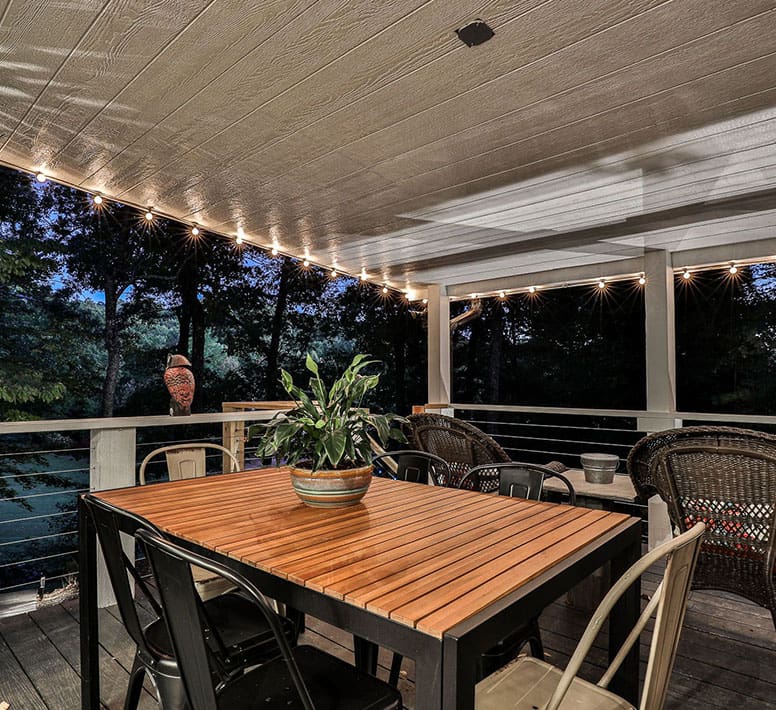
xmin=265 ymin=259 xmax=292 ymax=399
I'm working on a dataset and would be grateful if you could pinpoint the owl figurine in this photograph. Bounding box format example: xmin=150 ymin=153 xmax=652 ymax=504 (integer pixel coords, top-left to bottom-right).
xmin=164 ymin=354 xmax=195 ymax=416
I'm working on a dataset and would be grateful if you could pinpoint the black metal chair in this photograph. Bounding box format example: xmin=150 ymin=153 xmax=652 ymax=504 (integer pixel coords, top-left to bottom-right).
xmin=83 ymin=495 xmax=298 ymax=710
xmin=136 ymin=528 xmax=402 ymax=710
xmin=372 ymin=449 xmax=452 ymax=485
xmin=459 ymin=462 xmax=577 ymax=506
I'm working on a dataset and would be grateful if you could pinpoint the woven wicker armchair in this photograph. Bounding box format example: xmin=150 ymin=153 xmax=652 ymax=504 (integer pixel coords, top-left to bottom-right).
xmin=627 ymin=425 xmax=776 ymax=629
xmin=406 ymin=413 xmax=511 ymax=489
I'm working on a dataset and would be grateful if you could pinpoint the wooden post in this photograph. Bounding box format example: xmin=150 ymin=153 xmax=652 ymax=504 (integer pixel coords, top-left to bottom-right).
xmin=427 ymin=284 xmax=451 ymax=407
xmin=89 ymin=427 xmax=136 ymax=607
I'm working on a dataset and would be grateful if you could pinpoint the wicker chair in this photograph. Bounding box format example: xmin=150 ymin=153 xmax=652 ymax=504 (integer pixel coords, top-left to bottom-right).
xmin=407 ymin=413 xmax=511 ymax=488
xmin=628 ymin=425 xmax=776 ymax=629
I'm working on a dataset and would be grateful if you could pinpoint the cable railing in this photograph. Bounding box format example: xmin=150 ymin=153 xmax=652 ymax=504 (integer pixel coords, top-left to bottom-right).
xmin=0 ymin=409 xmax=284 ymax=606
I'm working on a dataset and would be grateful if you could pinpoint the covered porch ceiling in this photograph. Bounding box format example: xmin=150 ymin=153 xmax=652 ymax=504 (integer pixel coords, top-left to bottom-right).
xmin=2 ymin=0 xmax=776 ymax=292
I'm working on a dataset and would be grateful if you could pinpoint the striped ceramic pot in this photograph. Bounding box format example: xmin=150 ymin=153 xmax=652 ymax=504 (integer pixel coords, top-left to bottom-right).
xmin=289 ymin=464 xmax=373 ymax=508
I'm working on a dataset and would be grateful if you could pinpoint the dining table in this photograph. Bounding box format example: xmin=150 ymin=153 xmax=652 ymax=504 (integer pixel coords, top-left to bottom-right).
xmin=79 ymin=466 xmax=642 ymax=710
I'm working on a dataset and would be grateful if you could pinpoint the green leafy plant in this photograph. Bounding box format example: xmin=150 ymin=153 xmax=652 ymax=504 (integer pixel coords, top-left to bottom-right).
xmin=254 ymin=353 xmax=406 ymax=471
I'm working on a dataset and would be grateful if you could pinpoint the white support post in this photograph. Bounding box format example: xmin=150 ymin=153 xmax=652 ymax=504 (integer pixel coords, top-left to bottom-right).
xmin=639 ymin=249 xmax=681 ymax=433
xmin=426 ymin=284 xmax=451 ymax=408
xmin=90 ymin=427 xmax=136 ymax=607
xmin=640 ymin=250 xmax=678 ymax=549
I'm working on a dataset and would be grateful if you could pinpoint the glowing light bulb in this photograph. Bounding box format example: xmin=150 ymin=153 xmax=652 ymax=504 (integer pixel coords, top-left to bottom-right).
xmin=92 ymin=194 xmax=103 ymax=205
xmin=729 ymin=264 xmax=738 ymax=275
xmin=638 ymin=274 xmax=646 ymax=286
xmin=528 ymin=285 xmax=536 ymax=294
xmin=422 ymin=298 xmax=428 ymax=304
xmin=597 ymin=279 xmax=606 ymax=289
xmin=235 ymin=227 xmax=244 ymax=244
xmin=498 ymin=290 xmax=506 ymax=299
xmin=144 ymin=210 xmax=154 ymax=221
xmin=35 ymin=172 xmax=47 ymax=183
xmin=302 ymin=258 xmax=310 ymax=268
xmin=382 ymin=285 xmax=389 ymax=295
xmin=191 ymin=225 xmax=200 ymax=236
xmin=330 ymin=268 xmax=338 ymax=278
xmin=360 ymin=270 xmax=368 ymax=282
xmin=271 ymin=246 xmax=279 ymax=256
xmin=682 ymin=269 xmax=691 ymax=280
xmin=405 ymin=289 xmax=416 ymax=301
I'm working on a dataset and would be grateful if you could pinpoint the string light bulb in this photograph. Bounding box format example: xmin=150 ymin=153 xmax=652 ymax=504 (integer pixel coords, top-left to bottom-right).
xmin=528 ymin=285 xmax=536 ymax=294
xmin=360 ymin=270 xmax=368 ymax=282
xmin=597 ymin=279 xmax=606 ymax=289
xmin=729 ymin=263 xmax=738 ymax=275
xmin=190 ymin=225 xmax=200 ymax=236
xmin=422 ymin=298 xmax=428 ymax=304
xmin=302 ymin=258 xmax=310 ymax=268
xmin=638 ymin=273 xmax=646 ymax=286
xmin=271 ymin=245 xmax=279 ymax=256
xmin=35 ymin=172 xmax=47 ymax=183
xmin=382 ymin=285 xmax=389 ymax=294
xmin=498 ymin=290 xmax=506 ymax=299
xmin=330 ymin=268 xmax=338 ymax=278
xmin=235 ymin=227 xmax=244 ymax=244
xmin=682 ymin=268 xmax=691 ymax=280
xmin=144 ymin=210 xmax=154 ymax=222
xmin=92 ymin=193 xmax=103 ymax=205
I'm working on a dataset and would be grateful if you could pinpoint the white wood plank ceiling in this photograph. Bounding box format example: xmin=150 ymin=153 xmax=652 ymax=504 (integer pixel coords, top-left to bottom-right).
xmin=2 ymin=0 xmax=776 ymax=290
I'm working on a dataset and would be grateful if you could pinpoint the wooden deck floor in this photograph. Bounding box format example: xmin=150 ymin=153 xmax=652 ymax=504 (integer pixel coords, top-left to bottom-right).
xmin=0 ymin=577 xmax=774 ymax=709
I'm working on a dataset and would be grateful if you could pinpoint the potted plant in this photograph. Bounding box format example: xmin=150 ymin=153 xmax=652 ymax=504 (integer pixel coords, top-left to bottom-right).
xmin=254 ymin=353 xmax=406 ymax=507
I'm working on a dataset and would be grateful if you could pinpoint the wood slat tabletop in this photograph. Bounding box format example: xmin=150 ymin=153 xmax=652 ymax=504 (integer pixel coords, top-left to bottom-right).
xmin=96 ymin=467 xmax=630 ymax=639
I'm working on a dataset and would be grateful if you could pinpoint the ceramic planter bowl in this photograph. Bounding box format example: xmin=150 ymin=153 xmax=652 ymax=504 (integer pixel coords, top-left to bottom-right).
xmin=289 ymin=464 xmax=373 ymax=507
xmin=580 ymin=453 xmax=619 ymax=484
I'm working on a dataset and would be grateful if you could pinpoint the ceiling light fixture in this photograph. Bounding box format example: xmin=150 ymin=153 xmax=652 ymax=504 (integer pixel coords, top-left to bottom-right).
xmin=455 ymin=19 xmax=495 ymax=47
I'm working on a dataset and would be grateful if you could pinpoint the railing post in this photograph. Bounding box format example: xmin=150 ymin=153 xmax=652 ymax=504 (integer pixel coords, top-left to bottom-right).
xmin=89 ymin=427 xmax=136 ymax=607
xmin=427 ymin=284 xmax=451 ymax=406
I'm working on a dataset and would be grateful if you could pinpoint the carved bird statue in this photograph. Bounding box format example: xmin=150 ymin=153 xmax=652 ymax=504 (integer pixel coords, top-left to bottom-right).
xmin=164 ymin=354 xmax=195 ymax=416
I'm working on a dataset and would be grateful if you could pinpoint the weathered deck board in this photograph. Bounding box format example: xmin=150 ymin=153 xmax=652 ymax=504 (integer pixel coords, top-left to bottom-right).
xmin=0 ymin=578 xmax=773 ymax=709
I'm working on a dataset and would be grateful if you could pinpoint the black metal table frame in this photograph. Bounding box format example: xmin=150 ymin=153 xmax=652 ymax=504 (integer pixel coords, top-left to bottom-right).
xmin=79 ymin=497 xmax=642 ymax=710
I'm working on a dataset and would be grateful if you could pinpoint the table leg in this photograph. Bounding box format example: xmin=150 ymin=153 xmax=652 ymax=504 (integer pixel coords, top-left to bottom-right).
xmin=416 ymin=639 xmax=444 ymax=710
xmin=442 ymin=634 xmax=476 ymax=710
xmin=78 ymin=497 xmax=100 ymax=710
xmin=608 ymin=532 xmax=641 ymax=704
xmin=353 ymin=635 xmax=379 ymax=676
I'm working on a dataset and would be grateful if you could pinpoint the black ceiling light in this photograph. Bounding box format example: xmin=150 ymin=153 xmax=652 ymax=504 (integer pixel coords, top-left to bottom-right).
xmin=455 ymin=19 xmax=494 ymax=47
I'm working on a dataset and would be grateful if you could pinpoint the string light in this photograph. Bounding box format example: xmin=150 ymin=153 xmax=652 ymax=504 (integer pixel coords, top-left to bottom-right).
xmin=729 ymin=263 xmax=738 ymax=275
xmin=597 ymin=279 xmax=606 ymax=289
xmin=498 ymin=290 xmax=506 ymax=299
xmin=682 ymin=268 xmax=691 ymax=280
xmin=360 ymin=270 xmax=368 ymax=282
xmin=35 ymin=172 xmax=47 ymax=183
xmin=528 ymin=285 xmax=536 ymax=294
xmin=144 ymin=209 xmax=154 ymax=222
xmin=382 ymin=285 xmax=389 ymax=294
xmin=302 ymin=258 xmax=310 ymax=268
xmin=330 ymin=268 xmax=338 ymax=278
xmin=271 ymin=245 xmax=279 ymax=256
xmin=92 ymin=193 xmax=103 ymax=205
xmin=235 ymin=227 xmax=244 ymax=244
xmin=190 ymin=225 xmax=200 ymax=236
xmin=638 ymin=273 xmax=646 ymax=286
xmin=405 ymin=289 xmax=416 ymax=301
xmin=422 ymin=298 xmax=428 ymax=304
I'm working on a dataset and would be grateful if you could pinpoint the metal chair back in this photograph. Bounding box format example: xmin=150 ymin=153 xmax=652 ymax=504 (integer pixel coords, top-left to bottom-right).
xmin=459 ymin=462 xmax=577 ymax=505
xmin=136 ymin=528 xmax=314 ymax=710
xmin=139 ymin=442 xmax=240 ymax=484
xmin=372 ymin=449 xmax=452 ymax=485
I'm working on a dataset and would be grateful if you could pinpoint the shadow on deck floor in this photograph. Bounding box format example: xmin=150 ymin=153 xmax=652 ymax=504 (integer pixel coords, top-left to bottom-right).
xmin=0 ymin=575 xmax=774 ymax=709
